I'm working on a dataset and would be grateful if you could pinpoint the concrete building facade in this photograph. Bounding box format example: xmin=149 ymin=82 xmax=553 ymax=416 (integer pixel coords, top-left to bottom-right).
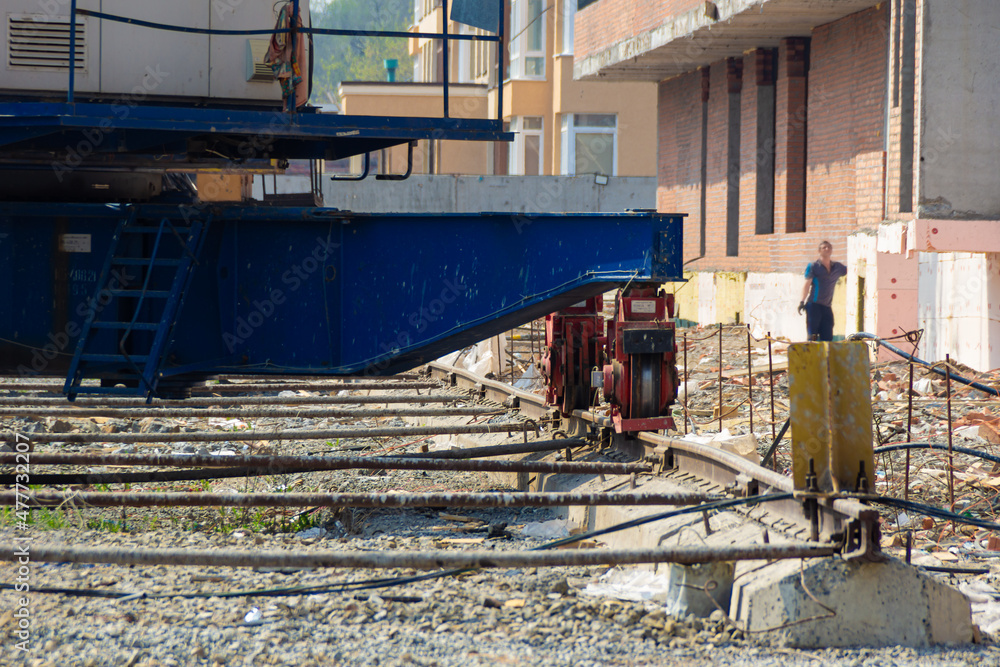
xmin=338 ymin=0 xmax=658 ymax=179
xmin=575 ymin=0 xmax=1000 ymax=371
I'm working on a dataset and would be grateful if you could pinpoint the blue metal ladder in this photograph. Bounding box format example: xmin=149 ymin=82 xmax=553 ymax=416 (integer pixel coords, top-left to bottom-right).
xmin=64 ymin=209 xmax=210 ymax=401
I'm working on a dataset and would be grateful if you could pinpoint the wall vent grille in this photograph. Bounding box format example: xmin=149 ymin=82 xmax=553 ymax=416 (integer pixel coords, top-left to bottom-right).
xmin=246 ymin=39 xmax=273 ymax=82
xmin=8 ymin=14 xmax=85 ymax=70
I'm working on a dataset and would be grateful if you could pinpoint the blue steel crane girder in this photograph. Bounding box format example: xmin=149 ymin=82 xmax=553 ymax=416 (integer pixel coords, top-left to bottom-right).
xmin=0 ymin=202 xmax=684 ymax=382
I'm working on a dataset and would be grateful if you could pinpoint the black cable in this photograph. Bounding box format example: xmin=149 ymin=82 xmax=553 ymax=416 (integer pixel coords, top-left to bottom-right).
xmin=848 ymin=332 xmax=1000 ymax=397
xmin=873 ymin=442 xmax=1000 ymax=467
xmin=870 ymin=496 xmax=1000 ymax=532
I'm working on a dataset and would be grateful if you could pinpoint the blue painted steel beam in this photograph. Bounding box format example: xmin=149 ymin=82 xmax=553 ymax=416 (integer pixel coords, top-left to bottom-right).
xmin=0 ymin=203 xmax=683 ymax=381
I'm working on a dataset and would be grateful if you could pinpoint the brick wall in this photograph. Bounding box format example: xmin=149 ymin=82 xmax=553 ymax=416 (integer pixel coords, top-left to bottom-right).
xmin=704 ymin=62 xmax=729 ymax=262
xmin=575 ymin=0 xmax=704 ymax=61
xmin=807 ymin=7 xmax=888 ymax=236
xmin=656 ymin=69 xmax=702 ymax=263
xmin=656 ymin=5 xmax=889 ymax=274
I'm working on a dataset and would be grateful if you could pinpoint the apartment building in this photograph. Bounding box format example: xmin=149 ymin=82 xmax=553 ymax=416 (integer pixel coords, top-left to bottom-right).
xmin=575 ymin=0 xmax=1000 ymax=370
xmin=339 ymin=0 xmax=658 ymax=178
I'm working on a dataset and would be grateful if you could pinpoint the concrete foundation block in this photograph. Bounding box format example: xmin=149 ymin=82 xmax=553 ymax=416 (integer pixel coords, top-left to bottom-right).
xmin=732 ymin=556 xmax=973 ymax=647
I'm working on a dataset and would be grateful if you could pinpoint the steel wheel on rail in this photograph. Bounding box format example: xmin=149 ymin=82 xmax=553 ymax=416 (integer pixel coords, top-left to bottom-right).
xmin=630 ymin=354 xmax=661 ymax=419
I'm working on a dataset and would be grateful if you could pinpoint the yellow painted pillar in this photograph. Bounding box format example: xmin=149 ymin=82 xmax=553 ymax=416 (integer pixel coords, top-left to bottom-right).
xmin=788 ymin=342 xmax=874 ymax=493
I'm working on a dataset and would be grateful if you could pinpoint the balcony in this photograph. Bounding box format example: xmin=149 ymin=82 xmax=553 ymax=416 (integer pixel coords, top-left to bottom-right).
xmin=574 ymin=0 xmax=881 ymax=82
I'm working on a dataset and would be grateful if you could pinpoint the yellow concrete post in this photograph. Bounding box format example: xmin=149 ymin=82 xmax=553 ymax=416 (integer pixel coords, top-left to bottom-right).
xmin=788 ymin=342 xmax=874 ymax=493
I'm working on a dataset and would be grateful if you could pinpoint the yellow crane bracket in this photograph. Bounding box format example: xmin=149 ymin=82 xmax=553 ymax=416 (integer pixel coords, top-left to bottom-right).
xmin=789 ymin=342 xmax=874 ymax=493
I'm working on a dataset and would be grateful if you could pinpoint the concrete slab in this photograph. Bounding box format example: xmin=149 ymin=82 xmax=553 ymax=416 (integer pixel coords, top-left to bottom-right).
xmin=732 ymin=556 xmax=973 ymax=647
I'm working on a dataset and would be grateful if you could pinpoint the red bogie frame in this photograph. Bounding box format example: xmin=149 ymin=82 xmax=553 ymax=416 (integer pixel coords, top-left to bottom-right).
xmin=602 ymin=287 xmax=678 ymax=433
xmin=542 ymin=286 xmax=679 ymax=435
xmin=541 ymin=295 xmax=606 ymax=415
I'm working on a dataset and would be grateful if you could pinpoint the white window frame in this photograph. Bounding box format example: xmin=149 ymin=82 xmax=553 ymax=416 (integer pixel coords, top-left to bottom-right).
xmin=559 ymin=0 xmax=574 ymax=55
xmin=510 ymin=0 xmax=546 ymax=80
xmin=561 ymin=113 xmax=617 ymax=176
xmin=509 ymin=116 xmax=544 ymax=175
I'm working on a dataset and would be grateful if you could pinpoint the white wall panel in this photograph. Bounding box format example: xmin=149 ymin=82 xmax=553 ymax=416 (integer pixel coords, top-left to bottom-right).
xmin=1 ymin=0 xmax=101 ymax=94
xmin=209 ymin=0 xmax=290 ymax=102
xmin=101 ymin=1 xmax=209 ymax=98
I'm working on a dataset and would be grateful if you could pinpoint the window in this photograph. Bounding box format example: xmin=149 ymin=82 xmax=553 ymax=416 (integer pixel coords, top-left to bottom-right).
xmin=416 ymin=0 xmax=442 ymax=22
xmin=560 ymin=0 xmax=574 ymax=55
xmin=510 ymin=0 xmax=545 ymax=79
xmin=560 ymin=114 xmax=616 ymax=176
xmin=509 ymin=116 xmax=543 ymax=175
xmin=420 ymin=41 xmax=436 ymax=82
xmin=467 ymin=26 xmax=491 ymax=82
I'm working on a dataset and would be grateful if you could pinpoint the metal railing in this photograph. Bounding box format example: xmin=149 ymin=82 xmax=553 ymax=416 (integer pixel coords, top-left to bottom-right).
xmin=66 ymin=0 xmax=505 ymax=123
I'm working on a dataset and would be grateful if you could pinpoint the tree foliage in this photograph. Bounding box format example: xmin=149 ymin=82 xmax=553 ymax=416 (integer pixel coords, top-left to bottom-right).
xmin=310 ymin=0 xmax=413 ymax=105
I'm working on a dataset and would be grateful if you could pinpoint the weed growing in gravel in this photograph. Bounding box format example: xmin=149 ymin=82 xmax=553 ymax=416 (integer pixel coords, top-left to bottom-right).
xmin=0 ymin=507 xmax=82 ymax=531
xmin=86 ymin=518 xmax=126 ymax=533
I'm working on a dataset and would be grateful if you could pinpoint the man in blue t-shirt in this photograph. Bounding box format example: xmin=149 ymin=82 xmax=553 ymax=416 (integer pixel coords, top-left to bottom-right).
xmin=798 ymin=240 xmax=847 ymax=341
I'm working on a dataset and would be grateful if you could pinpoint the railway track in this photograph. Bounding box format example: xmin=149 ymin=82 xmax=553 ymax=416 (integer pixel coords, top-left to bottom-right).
xmin=0 ymin=371 xmax=993 ymax=665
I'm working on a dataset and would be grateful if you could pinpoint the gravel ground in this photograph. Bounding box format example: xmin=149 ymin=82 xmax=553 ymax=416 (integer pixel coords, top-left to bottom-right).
xmin=4 ymin=345 xmax=1000 ymax=665
xmin=3 ymin=520 xmax=999 ymax=667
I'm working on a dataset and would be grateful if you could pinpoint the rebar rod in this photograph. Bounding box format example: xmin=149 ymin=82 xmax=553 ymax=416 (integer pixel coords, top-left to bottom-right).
xmin=746 ymin=325 xmax=753 ymax=434
xmin=767 ymin=331 xmax=776 ymax=471
xmin=906 ymin=357 xmax=914 ymax=501
xmin=402 ymin=438 xmax=588 ymax=459
xmin=717 ymin=324 xmax=723 ymax=432
xmin=682 ymin=331 xmax=689 ymax=435
xmin=0 ymin=439 xmax=595 ymax=486
xmin=5 ymin=490 xmax=721 ymax=509
xmin=2 ymin=452 xmax=651 ymax=475
xmin=2 ymin=543 xmax=837 ymax=570
xmin=0 ymin=467 xmax=309 ymax=486
xmin=0 ymin=406 xmax=498 ymax=420
xmin=214 ymin=373 xmax=422 ymax=381
xmin=1 ymin=422 xmax=534 ymax=444
xmin=946 ymin=353 xmax=955 ymax=513
xmin=0 ymin=394 xmax=466 ymax=408
xmin=195 ymin=382 xmax=440 ymax=393
xmin=0 ymin=382 xmax=440 ymax=394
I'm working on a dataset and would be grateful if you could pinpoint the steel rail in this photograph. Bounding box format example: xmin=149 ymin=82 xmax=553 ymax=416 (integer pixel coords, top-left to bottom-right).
xmin=428 ymin=361 xmax=552 ymax=421
xmin=1 ymin=452 xmax=650 ymax=475
xmin=577 ymin=407 xmax=880 ymax=547
xmin=0 ymin=394 xmax=467 ymax=407
xmin=428 ymin=360 xmax=881 ymax=557
xmin=1 ymin=422 xmax=534 ymax=444
xmin=5 ymin=490 xmax=721 ymax=509
xmin=0 ymin=406 xmax=499 ymax=420
xmin=2 ymin=543 xmax=837 ymax=570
